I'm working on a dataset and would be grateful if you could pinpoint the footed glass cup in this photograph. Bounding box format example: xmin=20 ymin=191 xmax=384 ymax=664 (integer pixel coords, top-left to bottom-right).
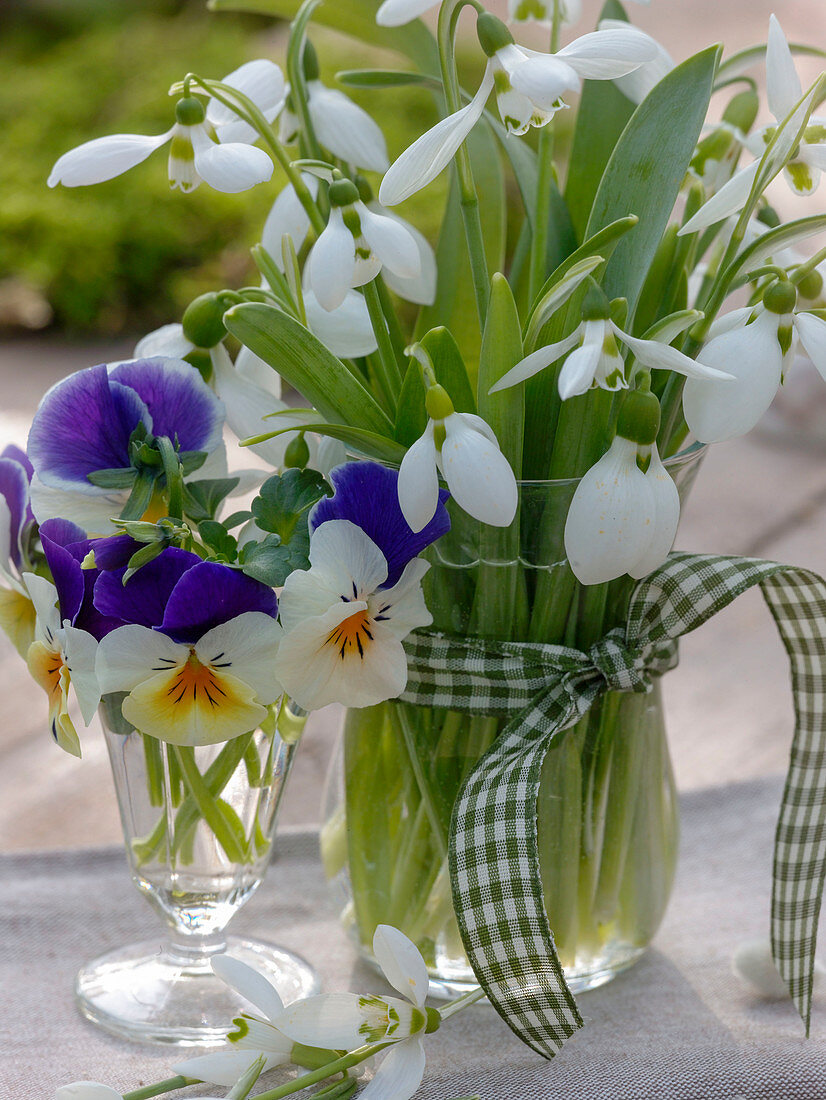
xmin=75 ymin=698 xmax=318 ymax=1045
xmin=322 ymin=446 xmax=704 ymax=998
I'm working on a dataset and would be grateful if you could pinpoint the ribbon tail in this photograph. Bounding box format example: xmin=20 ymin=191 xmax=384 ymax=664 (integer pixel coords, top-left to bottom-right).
xmin=448 ymin=681 xmax=598 ymax=1058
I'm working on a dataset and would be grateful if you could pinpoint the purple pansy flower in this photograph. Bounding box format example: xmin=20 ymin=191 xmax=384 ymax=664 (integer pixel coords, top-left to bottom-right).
xmin=310 ymin=462 xmax=450 ymax=588
xmin=275 ymin=462 xmax=443 ymax=710
xmin=39 ymin=519 xmax=124 ymax=641
xmin=0 ymin=444 xmax=37 ymax=656
xmin=95 ymin=549 xmax=282 ymax=746
xmin=27 ymin=357 xmax=226 ymax=533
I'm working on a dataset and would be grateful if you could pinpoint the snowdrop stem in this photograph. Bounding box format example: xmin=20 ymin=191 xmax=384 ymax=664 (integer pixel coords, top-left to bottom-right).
xmin=174 ymin=745 xmax=249 ymax=863
xmin=438 ymin=0 xmax=489 ymax=325
xmin=286 ymin=0 xmax=324 ymax=161
xmin=184 ymin=75 xmax=324 ymax=234
xmin=527 ymin=5 xmax=562 ymax=303
xmin=439 ymin=984 xmax=486 ymax=1018
xmin=791 ymin=242 xmax=826 ymax=286
xmin=123 ymin=1076 xmax=198 ymax=1100
xmin=376 ymin=275 xmax=409 ymax=363
xmin=255 ymin=1042 xmax=393 ymax=1100
xmin=363 ymin=279 xmax=402 ymax=410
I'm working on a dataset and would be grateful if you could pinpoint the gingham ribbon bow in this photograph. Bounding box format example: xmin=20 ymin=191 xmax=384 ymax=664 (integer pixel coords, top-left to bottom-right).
xmin=401 ymin=552 xmax=826 ymax=1058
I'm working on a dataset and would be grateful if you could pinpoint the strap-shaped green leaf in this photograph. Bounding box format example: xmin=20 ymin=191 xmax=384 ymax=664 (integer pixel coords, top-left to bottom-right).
xmin=587 ymin=45 xmax=721 ymax=315
xmin=225 ymin=302 xmax=394 ymax=436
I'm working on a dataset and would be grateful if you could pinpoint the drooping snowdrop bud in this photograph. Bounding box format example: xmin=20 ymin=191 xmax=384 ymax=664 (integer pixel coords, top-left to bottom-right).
xmin=491 ymin=281 xmax=731 ymax=398
xmin=398 ymin=381 xmax=518 ymax=532
xmin=564 ymin=388 xmax=679 ymax=585
xmin=682 ymin=279 xmax=814 ymax=444
xmin=307 ymin=177 xmax=420 ymax=312
xmin=49 ymin=95 xmax=274 ymax=194
xmin=380 ymin=18 xmax=657 ymax=203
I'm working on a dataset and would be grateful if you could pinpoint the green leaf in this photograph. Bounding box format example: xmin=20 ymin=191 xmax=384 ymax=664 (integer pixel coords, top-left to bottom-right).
xmin=250 ymin=421 xmax=407 ymax=464
xmin=336 ymin=68 xmax=438 ymax=88
xmin=726 ymin=215 xmax=826 ymax=282
xmin=564 ymin=0 xmax=635 ymax=241
xmin=225 ymin=303 xmax=394 ymax=435
xmin=587 ymin=45 xmax=721 ymax=317
xmin=421 ymin=327 xmax=476 ymax=413
xmin=207 ymin=0 xmax=439 ymax=71
xmin=477 ymin=274 xmax=524 ymax=478
xmin=198 ymin=520 xmax=238 ymax=561
xmin=523 ymin=254 xmax=605 ymax=348
xmin=241 ymin=533 xmax=308 ymax=587
xmin=717 ymin=42 xmax=826 ymax=87
xmin=183 ymin=477 xmax=241 ymax=523
xmin=642 ymin=309 xmax=703 ymax=344
xmin=251 ymin=467 xmax=331 ymax=542
xmin=87 ymin=467 xmax=136 ymax=490
xmin=394 ymin=359 xmax=428 ymax=447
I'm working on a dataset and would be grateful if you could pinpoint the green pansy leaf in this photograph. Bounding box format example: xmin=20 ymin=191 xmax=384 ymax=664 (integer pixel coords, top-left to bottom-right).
xmin=198 ymin=521 xmax=238 ymax=561
xmin=251 ymin=468 xmax=332 ymax=543
xmin=241 ymin=533 xmax=309 ymax=587
xmin=183 ymin=478 xmax=242 ymax=523
xmin=87 ymin=467 xmax=136 ymax=490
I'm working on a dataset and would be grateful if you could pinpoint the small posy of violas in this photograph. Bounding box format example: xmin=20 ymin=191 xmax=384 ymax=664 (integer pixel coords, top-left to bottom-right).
xmin=3 ymin=0 xmax=824 ymax=1096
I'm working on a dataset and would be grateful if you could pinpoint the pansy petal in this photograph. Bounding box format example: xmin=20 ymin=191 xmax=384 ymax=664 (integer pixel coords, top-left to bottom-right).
xmin=376 ymin=0 xmax=438 ymax=26
xmin=373 ymin=925 xmax=429 ymax=1008
xmin=191 ymin=130 xmax=274 ymax=193
xmin=23 ymin=572 xmax=61 ymax=642
xmin=0 ymin=586 xmax=37 ymax=658
xmin=307 ymin=208 xmax=356 ymax=312
xmin=359 ymin=1037 xmax=426 ymax=1100
xmin=357 ymin=205 xmax=421 ymax=280
xmin=109 ymin=357 xmax=225 ymax=455
xmin=63 ymin=624 xmax=101 ymax=724
xmin=211 ymin=955 xmax=285 ymax=1021
xmin=368 ymin=558 xmax=432 ymax=641
xmin=308 ymin=519 xmax=389 ymax=597
xmin=379 ymin=66 xmax=495 ymax=206
xmin=48 ymin=130 xmax=173 ymax=188
xmin=95 ymin=623 xmax=189 ymax=695
xmin=1 ymin=443 xmax=33 ymax=482
xmin=766 ymin=15 xmax=802 ymax=122
xmin=311 ymin=462 xmax=449 ymax=587
xmin=304 ymin=290 xmax=379 ymax=359
xmin=161 ymin=562 xmax=278 ymax=644
xmin=195 ymin=612 xmax=283 ymax=705
xmin=38 ymin=518 xmax=86 ymax=625
xmin=28 ymin=476 xmax=127 ymax=533
xmin=28 ymin=364 xmax=150 ymax=491
xmin=557 ymin=27 xmax=658 ymax=78
xmin=174 ymin=1049 xmax=287 ymax=1088
xmin=93 ymin=547 xmax=202 ymax=630
xmin=678 ymin=161 xmax=760 ymax=236
xmin=0 ymin=455 xmax=30 ymax=565
xmin=262 ymin=175 xmax=319 ymax=270
xmin=440 ymin=414 xmax=518 ymax=527
xmin=308 ymin=83 xmax=389 ymax=172
xmin=489 ymin=329 xmax=581 ymax=392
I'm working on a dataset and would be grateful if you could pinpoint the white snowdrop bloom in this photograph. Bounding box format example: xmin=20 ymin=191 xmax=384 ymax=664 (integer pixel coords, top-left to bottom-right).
xmin=564 ymin=392 xmax=679 ymax=585
xmin=49 ymin=95 xmax=273 ymax=195
xmin=306 ymin=179 xmax=420 ymax=312
xmin=509 ymin=0 xmax=650 ymax=27
xmin=55 ymin=1085 xmax=124 ymax=1100
xmin=377 ymin=0 xmax=439 ymax=25
xmin=303 ymin=287 xmax=379 ymax=359
xmin=174 ymin=955 xmax=293 ymax=1085
xmin=379 ymin=15 xmax=657 ymax=204
xmin=367 ymin=202 xmax=437 ymax=306
xmin=598 ymin=19 xmax=672 ymax=104
xmin=680 ymin=16 xmax=826 ymax=234
xmin=206 ymin=59 xmax=286 ymax=145
xmin=275 ymin=925 xmax=432 ymax=1100
xmin=491 ymin=284 xmax=731 ymax=399
xmin=398 ymin=385 xmax=517 ymax=532
xmin=684 ymin=280 xmax=826 ymax=443
xmin=261 ymin=173 xmax=320 ymax=270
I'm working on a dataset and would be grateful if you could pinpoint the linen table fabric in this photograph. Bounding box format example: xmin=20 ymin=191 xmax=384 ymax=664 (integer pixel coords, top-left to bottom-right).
xmin=2 ymin=778 xmax=825 ymax=1099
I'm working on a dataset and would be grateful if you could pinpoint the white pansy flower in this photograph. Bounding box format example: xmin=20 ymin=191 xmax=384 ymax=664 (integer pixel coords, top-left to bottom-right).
xmin=307 ymin=178 xmax=420 ymax=312
xmin=274 ymin=520 xmax=432 ymax=710
xmin=49 ymin=93 xmax=272 ymax=195
xmin=380 ymin=16 xmax=657 ymax=204
xmin=564 ymin=390 xmax=678 ymax=585
xmin=684 ymin=280 xmax=826 ymax=444
xmin=491 ymin=284 xmax=731 ymax=400
xmin=174 ymin=955 xmax=293 ymax=1085
xmin=398 ymin=385 xmax=517 ymax=532
xmin=274 ymin=925 xmax=432 ymax=1100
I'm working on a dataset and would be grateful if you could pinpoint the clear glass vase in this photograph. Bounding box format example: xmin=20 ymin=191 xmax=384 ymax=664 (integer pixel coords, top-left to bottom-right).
xmin=321 ymin=446 xmax=704 ymax=998
xmin=75 ymin=696 xmax=319 ymax=1045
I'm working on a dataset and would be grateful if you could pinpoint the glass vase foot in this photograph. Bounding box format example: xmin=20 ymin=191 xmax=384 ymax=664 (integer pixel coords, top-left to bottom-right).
xmin=75 ymin=934 xmax=319 ymax=1046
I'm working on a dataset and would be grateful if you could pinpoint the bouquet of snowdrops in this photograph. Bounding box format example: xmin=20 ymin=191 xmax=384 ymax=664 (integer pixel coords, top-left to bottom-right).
xmin=10 ymin=0 xmax=826 ymax=1096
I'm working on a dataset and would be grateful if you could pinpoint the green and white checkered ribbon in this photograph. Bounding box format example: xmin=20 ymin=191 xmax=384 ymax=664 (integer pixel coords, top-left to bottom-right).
xmin=401 ymin=552 xmax=826 ymax=1059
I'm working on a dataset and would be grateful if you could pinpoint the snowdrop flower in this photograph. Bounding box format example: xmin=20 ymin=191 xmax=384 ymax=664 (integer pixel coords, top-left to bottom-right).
xmin=564 ymin=389 xmax=679 ymax=584
xmin=48 ymin=94 xmax=273 ymax=194
xmin=24 ymin=567 xmax=100 ymax=758
xmin=380 ymin=15 xmax=657 ymax=204
xmin=0 ymin=445 xmax=37 ymax=657
xmin=275 ymin=925 xmax=434 ymax=1100
xmin=261 ymin=174 xmax=320 ymax=269
xmin=307 ymin=178 xmax=420 ymax=312
xmin=510 ymin=0 xmax=650 ymax=27
xmin=377 ymin=0 xmax=439 ymax=25
xmin=491 ymin=283 xmax=731 ymax=400
xmin=275 ymin=463 xmax=448 ymax=710
xmin=683 ymin=280 xmax=826 ymax=443
xmin=598 ymin=19 xmax=672 ymax=105
xmin=399 ymin=384 xmax=517 ymax=532
xmin=55 ymin=1085 xmax=124 ymax=1100
xmin=95 ymin=550 xmax=281 ymax=745
xmin=27 ymin=358 xmax=226 ymax=532
xmin=174 ymin=955 xmax=294 ymax=1085
xmin=680 ymin=16 xmax=826 ymax=233
xmin=206 ymin=59 xmax=286 ymax=145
